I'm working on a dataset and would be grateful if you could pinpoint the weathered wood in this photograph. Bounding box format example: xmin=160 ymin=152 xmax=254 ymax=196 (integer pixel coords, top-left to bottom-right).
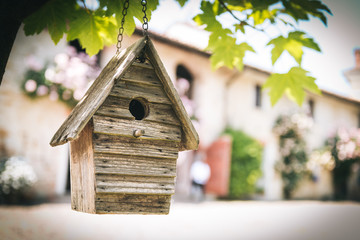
xmin=50 ymin=37 xmax=148 ymax=147
xmin=69 ymin=121 xmax=96 ymax=213
xmin=94 ymin=153 xmax=176 ymax=177
xmin=122 ymin=63 xmax=162 ymax=87
xmin=95 ymin=174 xmax=175 ymax=195
xmin=96 ymin=95 xmax=181 ymax=126
xmin=145 ymin=38 xmax=199 ymax=151
xmin=93 ymin=115 xmax=181 ymax=142
xmin=95 ymin=193 xmax=171 ymax=214
xmin=132 ymin=59 xmax=154 ymax=69
xmin=93 ymin=134 xmax=179 ymax=159
xmin=110 ymin=80 xmax=171 ymax=104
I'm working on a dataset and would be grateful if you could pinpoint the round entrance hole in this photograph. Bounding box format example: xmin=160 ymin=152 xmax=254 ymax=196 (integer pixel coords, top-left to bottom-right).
xmin=129 ymin=98 xmax=149 ymax=120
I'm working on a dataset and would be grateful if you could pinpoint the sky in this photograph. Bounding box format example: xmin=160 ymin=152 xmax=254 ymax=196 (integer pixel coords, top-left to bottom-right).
xmin=149 ymin=0 xmax=360 ymax=96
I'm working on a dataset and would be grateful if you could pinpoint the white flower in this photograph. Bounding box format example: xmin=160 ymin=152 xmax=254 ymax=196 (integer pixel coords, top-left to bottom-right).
xmin=45 ymin=68 xmax=56 ymax=82
xmin=54 ymin=53 xmax=69 ymax=69
xmin=0 ymin=156 xmax=37 ymax=194
xmin=24 ymin=79 xmax=37 ymax=92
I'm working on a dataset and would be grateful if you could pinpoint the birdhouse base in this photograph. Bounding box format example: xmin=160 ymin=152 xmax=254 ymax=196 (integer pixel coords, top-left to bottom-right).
xmin=69 ymin=121 xmax=174 ymax=215
xmin=94 ymin=193 xmax=171 ymax=214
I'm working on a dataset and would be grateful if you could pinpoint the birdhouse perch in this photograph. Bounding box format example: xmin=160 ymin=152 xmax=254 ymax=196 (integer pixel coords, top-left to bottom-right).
xmin=50 ymin=36 xmax=199 ymax=214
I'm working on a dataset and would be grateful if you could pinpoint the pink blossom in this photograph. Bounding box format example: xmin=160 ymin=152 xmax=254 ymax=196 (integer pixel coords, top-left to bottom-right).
xmin=176 ymin=78 xmax=190 ymax=96
xmin=36 ymin=85 xmax=49 ymax=96
xmin=25 ymin=79 xmax=37 ymax=92
xmin=49 ymin=90 xmax=59 ymax=101
xmin=62 ymin=90 xmax=72 ymax=100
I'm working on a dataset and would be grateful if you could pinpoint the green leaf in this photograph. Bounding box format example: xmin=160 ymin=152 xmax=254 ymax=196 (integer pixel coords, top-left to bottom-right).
xmin=193 ymin=1 xmax=222 ymax=32
xmin=263 ymin=67 xmax=321 ymax=105
xmin=267 ymin=31 xmax=320 ymax=65
xmin=209 ymin=35 xmax=255 ymax=71
xmin=67 ymin=10 xmax=117 ymax=56
xmin=234 ymin=22 xmax=247 ymax=34
xmin=281 ymin=0 xmax=332 ymax=26
xmin=176 ymin=0 xmax=188 ymax=7
xmin=250 ymin=8 xmax=278 ymax=25
xmin=23 ymin=0 xmax=76 ymax=44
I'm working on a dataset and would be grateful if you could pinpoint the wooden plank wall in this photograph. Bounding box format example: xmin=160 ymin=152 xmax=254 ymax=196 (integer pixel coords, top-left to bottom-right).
xmin=92 ymin=60 xmax=181 ymax=214
xmin=69 ymin=121 xmax=96 ymax=213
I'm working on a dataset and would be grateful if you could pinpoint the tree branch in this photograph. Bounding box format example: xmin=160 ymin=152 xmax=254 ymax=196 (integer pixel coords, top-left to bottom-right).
xmin=218 ymin=0 xmax=264 ymax=33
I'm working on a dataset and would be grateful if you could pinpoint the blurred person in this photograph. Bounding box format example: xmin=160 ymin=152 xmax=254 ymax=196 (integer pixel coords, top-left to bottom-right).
xmin=190 ymin=151 xmax=210 ymax=202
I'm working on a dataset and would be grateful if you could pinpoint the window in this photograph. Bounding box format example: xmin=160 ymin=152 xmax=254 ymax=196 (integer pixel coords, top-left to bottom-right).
xmin=255 ymin=84 xmax=262 ymax=108
xmin=176 ymin=64 xmax=193 ymax=99
xmin=308 ymin=99 xmax=315 ymax=118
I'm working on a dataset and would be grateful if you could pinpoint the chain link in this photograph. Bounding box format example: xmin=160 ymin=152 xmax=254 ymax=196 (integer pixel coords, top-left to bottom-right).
xmin=116 ymin=0 xmax=130 ymax=54
xmin=141 ymin=0 xmax=149 ymax=35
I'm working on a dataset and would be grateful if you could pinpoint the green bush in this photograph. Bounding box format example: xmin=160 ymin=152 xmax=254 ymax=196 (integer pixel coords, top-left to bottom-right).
xmin=224 ymin=128 xmax=263 ymax=198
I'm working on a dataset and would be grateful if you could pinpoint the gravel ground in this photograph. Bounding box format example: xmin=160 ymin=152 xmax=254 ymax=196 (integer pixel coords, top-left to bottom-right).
xmin=0 ymin=201 xmax=359 ymax=240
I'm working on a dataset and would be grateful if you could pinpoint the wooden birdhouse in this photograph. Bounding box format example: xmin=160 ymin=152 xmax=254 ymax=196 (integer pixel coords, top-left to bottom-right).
xmin=50 ymin=36 xmax=199 ymax=214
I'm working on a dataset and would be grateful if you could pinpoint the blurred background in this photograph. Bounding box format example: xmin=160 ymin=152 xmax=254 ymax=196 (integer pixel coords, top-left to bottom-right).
xmin=0 ymin=0 xmax=360 ymax=239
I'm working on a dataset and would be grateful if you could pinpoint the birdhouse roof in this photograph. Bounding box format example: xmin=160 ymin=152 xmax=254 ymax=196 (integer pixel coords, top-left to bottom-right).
xmin=50 ymin=36 xmax=199 ymax=151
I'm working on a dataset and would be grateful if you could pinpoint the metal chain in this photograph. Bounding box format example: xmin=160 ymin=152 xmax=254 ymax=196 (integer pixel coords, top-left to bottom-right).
xmin=116 ymin=0 xmax=130 ymax=54
xmin=141 ymin=0 xmax=149 ymax=35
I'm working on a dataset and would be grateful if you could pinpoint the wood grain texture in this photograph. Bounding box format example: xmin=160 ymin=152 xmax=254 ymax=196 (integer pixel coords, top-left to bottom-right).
xmin=50 ymin=37 xmax=148 ymax=147
xmin=122 ymin=64 xmax=162 ymax=87
xmin=93 ymin=115 xmax=181 ymax=142
xmin=95 ymin=193 xmax=171 ymax=214
xmin=95 ymin=174 xmax=175 ymax=195
xmin=69 ymin=120 xmax=96 ymax=213
xmin=94 ymin=152 xmax=177 ymax=177
xmin=93 ymin=133 xmax=179 ymax=159
xmin=145 ymin=38 xmax=199 ymax=151
xmin=110 ymin=80 xmax=171 ymax=104
xmin=95 ymin=95 xmax=180 ymax=126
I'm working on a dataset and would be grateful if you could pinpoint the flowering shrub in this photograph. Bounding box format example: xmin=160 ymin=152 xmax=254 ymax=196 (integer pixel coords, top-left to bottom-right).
xmin=0 ymin=156 xmax=37 ymax=204
xmin=224 ymin=128 xmax=263 ymax=199
xmin=273 ymin=113 xmax=313 ymax=199
xmin=326 ymin=128 xmax=360 ymax=200
xmin=21 ymin=47 xmax=100 ymax=107
xmin=307 ymin=149 xmax=335 ymax=182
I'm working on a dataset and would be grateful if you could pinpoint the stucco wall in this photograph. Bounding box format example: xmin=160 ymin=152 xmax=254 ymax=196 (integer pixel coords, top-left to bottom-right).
xmin=0 ymin=27 xmax=70 ymax=197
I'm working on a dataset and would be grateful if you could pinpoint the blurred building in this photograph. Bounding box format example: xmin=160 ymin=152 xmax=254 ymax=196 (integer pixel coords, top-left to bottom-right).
xmin=1 ymin=26 xmax=359 ymax=201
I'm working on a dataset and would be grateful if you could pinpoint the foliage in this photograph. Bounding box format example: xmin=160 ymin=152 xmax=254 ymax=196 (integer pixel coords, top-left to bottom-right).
xmin=224 ymin=128 xmax=263 ymax=198
xmin=325 ymin=128 xmax=360 ymax=200
xmin=193 ymin=0 xmax=329 ymax=105
xmin=273 ymin=113 xmax=312 ymax=199
xmin=263 ymin=67 xmax=321 ymax=106
xmin=23 ymin=0 xmax=159 ymax=56
xmin=21 ymin=46 xmax=100 ymax=108
xmin=0 ymin=156 xmax=37 ymax=204
xmin=20 ymin=0 xmax=332 ymax=106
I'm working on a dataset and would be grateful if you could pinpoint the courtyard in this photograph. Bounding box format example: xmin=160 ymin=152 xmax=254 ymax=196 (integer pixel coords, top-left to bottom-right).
xmin=0 ymin=200 xmax=359 ymax=240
